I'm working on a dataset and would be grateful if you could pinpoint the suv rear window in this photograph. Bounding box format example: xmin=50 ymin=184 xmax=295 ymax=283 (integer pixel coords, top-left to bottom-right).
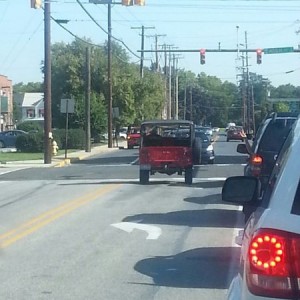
xmin=258 ymin=118 xmax=296 ymax=152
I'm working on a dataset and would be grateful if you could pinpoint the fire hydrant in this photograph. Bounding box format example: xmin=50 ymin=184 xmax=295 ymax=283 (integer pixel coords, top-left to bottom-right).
xmin=52 ymin=140 xmax=59 ymax=156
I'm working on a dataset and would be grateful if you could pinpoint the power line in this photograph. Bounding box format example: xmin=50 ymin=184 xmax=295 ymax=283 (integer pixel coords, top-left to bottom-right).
xmin=76 ymin=0 xmax=140 ymax=59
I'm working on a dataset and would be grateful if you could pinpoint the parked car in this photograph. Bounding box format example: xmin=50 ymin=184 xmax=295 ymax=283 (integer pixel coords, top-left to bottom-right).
xmin=222 ymin=115 xmax=300 ymax=300
xmin=0 ymin=130 xmax=28 ymax=148
xmin=118 ymin=127 xmax=127 ymax=140
xmin=226 ymin=126 xmax=246 ymax=142
xmin=127 ymin=126 xmax=141 ymax=149
xmin=195 ymin=130 xmax=215 ymax=164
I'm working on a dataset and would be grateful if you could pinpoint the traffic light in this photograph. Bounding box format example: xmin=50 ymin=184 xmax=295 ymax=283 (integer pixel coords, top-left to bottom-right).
xmin=256 ymin=49 xmax=262 ymax=64
xmin=200 ymin=49 xmax=206 ymax=65
xmin=122 ymin=0 xmax=133 ymax=5
xmin=30 ymin=0 xmax=42 ymax=9
xmin=134 ymin=0 xmax=145 ymax=5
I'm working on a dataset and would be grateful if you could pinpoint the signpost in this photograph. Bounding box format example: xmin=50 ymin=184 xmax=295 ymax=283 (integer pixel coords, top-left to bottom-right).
xmin=60 ymin=98 xmax=75 ymax=159
xmin=264 ymin=47 xmax=294 ymax=54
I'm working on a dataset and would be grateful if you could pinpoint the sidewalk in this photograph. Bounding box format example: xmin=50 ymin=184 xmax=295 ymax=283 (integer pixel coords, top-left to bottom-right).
xmin=0 ymin=141 xmax=127 ymax=168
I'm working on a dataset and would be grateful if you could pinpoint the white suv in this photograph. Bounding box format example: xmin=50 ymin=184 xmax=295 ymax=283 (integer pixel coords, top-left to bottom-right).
xmin=222 ymin=116 xmax=300 ymax=299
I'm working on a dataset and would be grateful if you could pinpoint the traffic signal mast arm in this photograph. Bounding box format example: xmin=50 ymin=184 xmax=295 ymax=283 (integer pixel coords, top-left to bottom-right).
xmin=139 ymin=48 xmax=298 ymax=53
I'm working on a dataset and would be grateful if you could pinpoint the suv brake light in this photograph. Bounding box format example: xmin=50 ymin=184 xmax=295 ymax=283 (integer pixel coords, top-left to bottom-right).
xmin=250 ymin=155 xmax=263 ymax=176
xmin=246 ymin=229 xmax=300 ymax=298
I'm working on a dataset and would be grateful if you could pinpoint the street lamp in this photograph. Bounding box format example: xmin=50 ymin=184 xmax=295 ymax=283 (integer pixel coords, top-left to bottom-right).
xmin=89 ymin=0 xmax=145 ymax=148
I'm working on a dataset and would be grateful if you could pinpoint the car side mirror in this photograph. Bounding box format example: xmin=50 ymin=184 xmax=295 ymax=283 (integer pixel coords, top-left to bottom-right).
xmin=222 ymin=176 xmax=260 ymax=205
xmin=237 ymin=143 xmax=249 ymax=154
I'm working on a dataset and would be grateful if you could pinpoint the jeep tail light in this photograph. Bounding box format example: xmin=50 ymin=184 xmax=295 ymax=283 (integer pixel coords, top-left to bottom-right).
xmin=250 ymin=155 xmax=263 ymax=177
xmin=246 ymin=229 xmax=300 ymax=298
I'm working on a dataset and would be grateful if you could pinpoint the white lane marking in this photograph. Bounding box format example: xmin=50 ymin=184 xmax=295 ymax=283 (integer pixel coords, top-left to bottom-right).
xmin=87 ymin=163 xmax=246 ymax=167
xmin=111 ymin=222 xmax=162 ymax=240
xmin=232 ymin=206 xmax=244 ymax=247
xmin=74 ymin=177 xmax=227 ymax=183
xmin=0 ymin=168 xmax=28 ymax=175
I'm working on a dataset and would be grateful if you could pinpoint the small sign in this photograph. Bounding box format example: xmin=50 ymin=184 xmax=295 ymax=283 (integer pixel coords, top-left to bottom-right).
xmin=60 ymin=98 xmax=75 ymax=114
xmin=264 ymin=47 xmax=294 ymax=54
xmin=113 ymin=107 xmax=119 ymax=118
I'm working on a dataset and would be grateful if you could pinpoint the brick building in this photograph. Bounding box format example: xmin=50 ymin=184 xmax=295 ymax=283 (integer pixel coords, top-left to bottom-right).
xmin=0 ymin=75 xmax=13 ymax=131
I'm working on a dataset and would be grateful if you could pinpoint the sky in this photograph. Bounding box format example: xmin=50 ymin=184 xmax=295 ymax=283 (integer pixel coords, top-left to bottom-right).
xmin=1 ymin=0 xmax=300 ymax=88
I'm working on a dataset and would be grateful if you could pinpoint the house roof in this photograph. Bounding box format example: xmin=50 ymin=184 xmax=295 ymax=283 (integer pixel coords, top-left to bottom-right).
xmin=22 ymin=93 xmax=44 ymax=107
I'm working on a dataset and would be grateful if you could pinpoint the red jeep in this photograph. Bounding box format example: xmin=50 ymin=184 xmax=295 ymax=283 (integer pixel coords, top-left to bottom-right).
xmin=127 ymin=126 xmax=141 ymax=149
xmin=139 ymin=120 xmax=201 ymax=185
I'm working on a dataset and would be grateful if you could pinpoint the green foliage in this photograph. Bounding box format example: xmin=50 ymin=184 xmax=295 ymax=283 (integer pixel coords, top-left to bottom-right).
xmin=273 ymin=102 xmax=290 ymax=112
xmin=53 ymin=128 xmax=85 ymax=150
xmin=15 ymin=132 xmax=44 ymax=153
xmin=13 ymin=82 xmax=43 ymax=93
xmin=17 ymin=121 xmax=43 ymax=133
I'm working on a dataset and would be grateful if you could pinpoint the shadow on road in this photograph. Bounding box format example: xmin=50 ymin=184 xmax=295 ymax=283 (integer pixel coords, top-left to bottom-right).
xmin=123 ymin=208 xmax=244 ymax=229
xmin=214 ymin=155 xmax=248 ymax=164
xmin=184 ymin=193 xmax=222 ymax=205
xmin=133 ymin=246 xmax=240 ymax=289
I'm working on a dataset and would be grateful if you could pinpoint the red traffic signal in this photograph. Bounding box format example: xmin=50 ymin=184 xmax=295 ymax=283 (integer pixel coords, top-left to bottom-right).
xmin=30 ymin=0 xmax=42 ymax=9
xmin=256 ymin=49 xmax=262 ymax=64
xmin=200 ymin=49 xmax=206 ymax=65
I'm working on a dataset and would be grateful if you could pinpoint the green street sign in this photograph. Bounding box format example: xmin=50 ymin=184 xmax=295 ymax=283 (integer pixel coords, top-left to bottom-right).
xmin=264 ymin=47 xmax=294 ymax=54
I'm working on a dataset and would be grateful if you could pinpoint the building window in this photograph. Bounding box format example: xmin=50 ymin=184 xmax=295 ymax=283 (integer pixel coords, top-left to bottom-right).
xmin=39 ymin=109 xmax=44 ymax=118
xmin=27 ymin=109 xmax=35 ymax=118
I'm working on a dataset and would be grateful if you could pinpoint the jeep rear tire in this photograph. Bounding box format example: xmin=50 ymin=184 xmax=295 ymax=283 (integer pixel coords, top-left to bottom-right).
xmin=185 ymin=167 xmax=193 ymax=185
xmin=140 ymin=170 xmax=149 ymax=184
xmin=192 ymin=137 xmax=201 ymax=165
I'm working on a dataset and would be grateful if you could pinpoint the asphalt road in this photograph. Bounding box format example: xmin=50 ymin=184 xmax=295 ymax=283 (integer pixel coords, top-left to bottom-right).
xmin=0 ymin=133 xmax=247 ymax=300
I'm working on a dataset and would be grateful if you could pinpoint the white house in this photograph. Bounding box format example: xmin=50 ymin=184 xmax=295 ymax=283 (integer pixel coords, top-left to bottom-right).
xmin=15 ymin=92 xmax=44 ymax=123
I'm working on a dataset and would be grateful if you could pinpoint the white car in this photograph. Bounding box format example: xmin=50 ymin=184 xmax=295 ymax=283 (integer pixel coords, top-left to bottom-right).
xmin=225 ymin=122 xmax=236 ymax=131
xmin=222 ymin=116 xmax=300 ymax=300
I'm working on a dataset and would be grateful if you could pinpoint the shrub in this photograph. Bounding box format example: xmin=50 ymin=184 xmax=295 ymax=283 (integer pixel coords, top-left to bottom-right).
xmin=16 ymin=132 xmax=44 ymax=152
xmin=17 ymin=121 xmax=43 ymax=133
xmin=53 ymin=128 xmax=85 ymax=150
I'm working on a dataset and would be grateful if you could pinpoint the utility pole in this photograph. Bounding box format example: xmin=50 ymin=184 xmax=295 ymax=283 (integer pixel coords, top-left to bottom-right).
xmin=131 ymin=26 xmax=154 ymax=78
xmin=44 ymin=1 xmax=52 ymax=164
xmin=107 ymin=3 xmax=113 ymax=148
xmin=245 ymin=31 xmax=251 ymax=134
xmin=168 ymin=46 xmax=172 ymax=119
xmin=184 ymin=76 xmax=187 ymax=120
xmin=163 ymin=44 xmax=168 ymax=119
xmin=189 ymin=86 xmax=193 ymax=121
xmin=90 ymin=0 xmax=145 ymax=148
xmin=172 ymin=54 xmax=181 ymax=120
xmin=85 ymin=47 xmax=91 ymax=152
xmin=146 ymin=34 xmax=166 ymax=72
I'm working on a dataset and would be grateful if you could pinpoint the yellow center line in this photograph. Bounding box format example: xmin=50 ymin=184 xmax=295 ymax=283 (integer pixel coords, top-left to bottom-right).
xmin=0 ymin=184 xmax=120 ymax=248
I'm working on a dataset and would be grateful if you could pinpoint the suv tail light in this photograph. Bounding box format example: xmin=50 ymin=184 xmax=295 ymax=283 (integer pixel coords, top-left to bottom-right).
xmin=246 ymin=229 xmax=300 ymax=298
xmin=250 ymin=154 xmax=263 ymax=176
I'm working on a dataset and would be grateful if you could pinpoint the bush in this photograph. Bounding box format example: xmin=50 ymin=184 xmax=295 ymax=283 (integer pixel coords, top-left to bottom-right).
xmin=17 ymin=121 xmax=43 ymax=133
xmin=16 ymin=132 xmax=44 ymax=152
xmin=15 ymin=128 xmax=86 ymax=152
xmin=53 ymin=128 xmax=85 ymax=150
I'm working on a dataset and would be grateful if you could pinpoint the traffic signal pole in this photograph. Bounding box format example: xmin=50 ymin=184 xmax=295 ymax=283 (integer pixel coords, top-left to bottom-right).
xmin=139 ymin=48 xmax=300 ymax=54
